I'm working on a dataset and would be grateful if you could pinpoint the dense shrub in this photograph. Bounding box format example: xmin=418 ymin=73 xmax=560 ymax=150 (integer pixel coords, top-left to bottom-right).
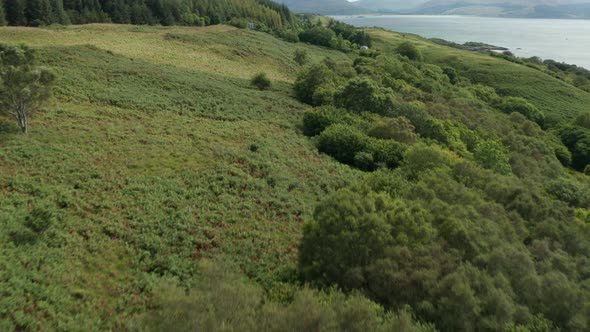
xmin=293 ymin=49 xmax=309 ymax=66
xmin=317 ymin=124 xmax=369 ymax=165
xmin=251 ymin=73 xmax=271 ymax=90
xmin=403 ymin=143 xmax=455 ymax=178
xmin=368 ymin=139 xmax=406 ymax=169
xmin=497 ymin=97 xmax=545 ymax=127
xmin=299 ymin=27 xmax=336 ymax=47
xmin=317 ymin=124 xmax=404 ymax=170
xmin=575 ymin=112 xmax=590 ymax=129
xmin=396 ymin=42 xmax=423 ymax=61
xmin=473 ymin=140 xmax=512 ymax=175
xmin=442 ymin=66 xmax=459 ymax=85
xmin=368 ymin=117 xmax=418 ymax=144
xmin=134 ymin=261 xmax=435 ymax=332
xmin=281 ymin=30 xmax=300 ymax=43
xmin=294 ymin=64 xmax=335 ymax=105
xmin=555 ymin=124 xmax=590 ymax=171
xmin=334 ymin=77 xmax=396 ymax=115
xmin=300 ymin=166 xmax=590 ymax=331
xmin=469 ymin=84 xmax=500 ymax=104
xmin=546 ymin=178 xmax=588 ymax=207
xmin=302 ymin=106 xmax=348 ymax=136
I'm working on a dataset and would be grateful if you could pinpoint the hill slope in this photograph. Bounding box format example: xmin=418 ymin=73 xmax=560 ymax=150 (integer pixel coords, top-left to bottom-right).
xmin=0 ymin=24 xmax=357 ymax=329
xmin=368 ymin=28 xmax=590 ymax=121
xmin=1 ymin=23 xmax=590 ymax=330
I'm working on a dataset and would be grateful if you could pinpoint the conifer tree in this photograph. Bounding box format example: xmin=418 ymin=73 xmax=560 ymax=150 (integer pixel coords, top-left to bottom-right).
xmin=5 ymin=0 xmax=27 ymax=25
xmin=0 ymin=1 xmax=7 ymax=25
xmin=49 ymin=0 xmax=71 ymax=24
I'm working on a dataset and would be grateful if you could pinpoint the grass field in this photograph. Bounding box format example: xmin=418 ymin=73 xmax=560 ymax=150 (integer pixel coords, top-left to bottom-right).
xmin=1 ymin=23 xmax=589 ymax=330
xmin=0 ymin=24 xmax=359 ymax=329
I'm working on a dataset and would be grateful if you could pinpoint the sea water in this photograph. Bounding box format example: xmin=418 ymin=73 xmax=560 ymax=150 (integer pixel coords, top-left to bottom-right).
xmin=333 ymin=15 xmax=590 ymax=69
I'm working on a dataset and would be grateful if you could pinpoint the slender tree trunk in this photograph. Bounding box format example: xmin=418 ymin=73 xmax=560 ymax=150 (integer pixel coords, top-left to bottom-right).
xmin=21 ymin=114 xmax=27 ymax=134
xmin=16 ymin=106 xmax=28 ymax=134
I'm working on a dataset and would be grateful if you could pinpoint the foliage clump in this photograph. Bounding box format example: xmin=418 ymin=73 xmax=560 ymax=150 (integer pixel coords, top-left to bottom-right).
xmin=0 ymin=43 xmax=55 ymax=133
xmin=293 ymin=49 xmax=309 ymax=66
xmin=251 ymin=72 xmax=271 ymax=90
xmin=133 ymin=261 xmax=435 ymax=332
xmin=497 ymin=96 xmax=545 ymax=127
xmin=396 ymin=42 xmax=423 ymax=61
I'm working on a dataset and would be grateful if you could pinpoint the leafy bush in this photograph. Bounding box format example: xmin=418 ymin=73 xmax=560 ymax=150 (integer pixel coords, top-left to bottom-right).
xmin=403 ymin=143 xmax=455 ymax=178
xmin=442 ymin=66 xmax=459 ymax=85
xmin=134 ymin=261 xmax=435 ymax=332
xmin=299 ymin=27 xmax=336 ymax=48
xmin=317 ymin=124 xmax=370 ymax=165
xmin=293 ymin=49 xmax=309 ymax=66
xmin=229 ymin=17 xmax=249 ymax=29
xmin=368 ymin=117 xmax=418 ymax=144
xmin=334 ymin=77 xmax=396 ymax=115
xmin=497 ymin=97 xmax=545 ymax=127
xmin=251 ymin=73 xmax=271 ymax=90
xmin=368 ymin=139 xmax=406 ymax=169
xmin=281 ymin=30 xmax=300 ymax=43
xmin=575 ymin=112 xmax=590 ymax=129
xmin=396 ymin=42 xmax=423 ymax=61
xmin=555 ymin=124 xmax=590 ymax=171
xmin=469 ymin=84 xmax=501 ymax=104
xmin=546 ymin=178 xmax=588 ymax=207
xmin=354 ymin=151 xmax=376 ymax=171
xmin=302 ymin=106 xmax=347 ymax=136
xmin=294 ymin=64 xmax=335 ymax=105
xmin=474 ymin=140 xmax=512 ymax=175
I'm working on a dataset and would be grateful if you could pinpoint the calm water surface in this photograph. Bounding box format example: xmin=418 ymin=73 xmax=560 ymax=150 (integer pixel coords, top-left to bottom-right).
xmin=333 ymin=15 xmax=590 ymax=69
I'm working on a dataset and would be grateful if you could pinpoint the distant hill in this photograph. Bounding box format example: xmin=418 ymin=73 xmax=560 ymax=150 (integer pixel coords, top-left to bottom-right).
xmin=411 ymin=0 xmax=590 ymax=18
xmin=281 ymin=0 xmax=590 ymax=18
xmin=279 ymin=0 xmax=369 ymax=14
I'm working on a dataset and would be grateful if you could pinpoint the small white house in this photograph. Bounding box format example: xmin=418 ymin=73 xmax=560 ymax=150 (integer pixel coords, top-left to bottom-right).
xmin=248 ymin=22 xmax=256 ymax=30
xmin=360 ymin=46 xmax=369 ymax=50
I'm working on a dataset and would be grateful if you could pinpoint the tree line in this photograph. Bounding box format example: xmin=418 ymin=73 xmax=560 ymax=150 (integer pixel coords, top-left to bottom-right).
xmin=0 ymin=0 xmax=294 ymax=28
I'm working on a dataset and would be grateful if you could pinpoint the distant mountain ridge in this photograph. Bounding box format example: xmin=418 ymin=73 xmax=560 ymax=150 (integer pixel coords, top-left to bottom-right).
xmin=279 ymin=0 xmax=369 ymax=14
xmin=412 ymin=0 xmax=590 ymax=18
xmin=281 ymin=0 xmax=590 ymax=18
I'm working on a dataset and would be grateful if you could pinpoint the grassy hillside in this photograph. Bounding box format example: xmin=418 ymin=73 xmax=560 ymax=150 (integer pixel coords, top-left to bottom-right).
xmin=368 ymin=28 xmax=590 ymax=122
xmin=0 ymin=24 xmax=358 ymax=329
xmin=1 ymin=23 xmax=590 ymax=330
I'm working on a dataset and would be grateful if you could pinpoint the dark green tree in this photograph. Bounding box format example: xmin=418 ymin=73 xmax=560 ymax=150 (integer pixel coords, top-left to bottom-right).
xmin=0 ymin=0 xmax=7 ymax=25
xmin=5 ymin=0 xmax=27 ymax=25
xmin=334 ymin=77 xmax=396 ymax=115
xmin=294 ymin=64 xmax=335 ymax=105
xmin=26 ymin=0 xmax=51 ymax=26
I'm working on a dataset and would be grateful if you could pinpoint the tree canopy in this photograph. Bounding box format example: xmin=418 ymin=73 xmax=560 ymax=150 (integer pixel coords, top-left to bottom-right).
xmin=0 ymin=0 xmax=295 ymax=28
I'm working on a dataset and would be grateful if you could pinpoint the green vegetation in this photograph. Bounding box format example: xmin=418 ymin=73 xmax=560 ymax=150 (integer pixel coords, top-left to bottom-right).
xmin=293 ymin=48 xmax=309 ymax=65
xmin=251 ymin=72 xmax=271 ymax=90
xmin=396 ymin=41 xmax=423 ymax=61
xmin=0 ymin=24 xmax=356 ymax=330
xmin=293 ymin=31 xmax=590 ymax=331
xmin=131 ymin=261 xmax=434 ymax=332
xmin=1 ymin=14 xmax=590 ymax=332
xmin=0 ymin=0 xmax=295 ymax=28
xmin=0 ymin=43 xmax=55 ymax=133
